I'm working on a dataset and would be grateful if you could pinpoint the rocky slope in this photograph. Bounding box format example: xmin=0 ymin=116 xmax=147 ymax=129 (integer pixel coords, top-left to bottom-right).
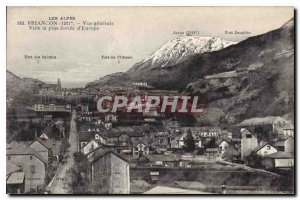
xmin=85 ymin=18 xmax=294 ymax=125
xmin=86 ymin=36 xmax=236 ymax=90
xmin=128 ymin=36 xmax=236 ymax=73
xmin=186 ymin=18 xmax=294 ymax=125
xmin=6 ymin=70 xmax=44 ymax=99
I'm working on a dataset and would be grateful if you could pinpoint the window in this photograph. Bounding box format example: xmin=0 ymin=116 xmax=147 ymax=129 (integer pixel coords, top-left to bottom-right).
xmin=30 ymin=156 xmax=33 ymax=160
xmin=246 ymin=134 xmax=252 ymax=138
xmin=30 ymin=165 xmax=35 ymax=174
xmin=7 ymin=156 xmax=11 ymax=160
xmin=267 ymin=145 xmax=271 ymax=150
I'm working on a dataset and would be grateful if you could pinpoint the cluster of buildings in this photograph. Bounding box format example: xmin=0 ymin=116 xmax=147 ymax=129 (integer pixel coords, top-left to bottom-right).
xmin=38 ymin=78 xmax=85 ymax=97
xmin=38 ymin=79 xmax=62 ymax=96
xmin=33 ymin=104 xmax=72 ymax=113
xmin=77 ymin=123 xmax=236 ymax=161
xmin=7 ymin=80 xmax=295 ymax=194
xmin=6 ymin=119 xmax=66 ymax=194
xmin=238 ymin=116 xmax=294 ymax=169
xmin=87 ymin=148 xmax=130 ymax=194
xmin=78 ymin=108 xmax=295 ymax=168
xmin=75 ymin=111 xmax=294 ymax=193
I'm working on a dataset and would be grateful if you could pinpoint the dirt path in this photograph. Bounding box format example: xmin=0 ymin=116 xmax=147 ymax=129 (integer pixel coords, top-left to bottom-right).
xmin=48 ymin=110 xmax=78 ymax=194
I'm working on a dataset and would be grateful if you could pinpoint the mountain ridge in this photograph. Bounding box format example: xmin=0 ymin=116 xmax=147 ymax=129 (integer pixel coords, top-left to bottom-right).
xmin=6 ymin=70 xmax=44 ymax=99
xmin=85 ymin=18 xmax=294 ymax=125
xmin=128 ymin=36 xmax=236 ymax=73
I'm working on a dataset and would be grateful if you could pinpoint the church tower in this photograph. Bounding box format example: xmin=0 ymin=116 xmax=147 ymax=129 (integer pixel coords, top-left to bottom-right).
xmin=57 ymin=78 xmax=61 ymax=89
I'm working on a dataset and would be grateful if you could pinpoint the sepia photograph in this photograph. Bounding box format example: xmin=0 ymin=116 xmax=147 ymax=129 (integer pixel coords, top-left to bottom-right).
xmin=6 ymin=6 xmax=295 ymax=195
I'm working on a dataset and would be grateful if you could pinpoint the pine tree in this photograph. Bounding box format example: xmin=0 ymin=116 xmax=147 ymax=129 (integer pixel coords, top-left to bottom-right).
xmin=183 ymin=129 xmax=195 ymax=152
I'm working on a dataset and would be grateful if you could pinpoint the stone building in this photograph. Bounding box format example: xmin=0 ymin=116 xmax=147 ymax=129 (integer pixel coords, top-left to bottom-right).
xmin=38 ymin=78 xmax=62 ymax=95
xmin=88 ymin=148 xmax=130 ymax=194
xmin=241 ymin=128 xmax=258 ymax=159
xmin=6 ymin=145 xmax=47 ymax=193
xmin=29 ymin=139 xmax=53 ymax=165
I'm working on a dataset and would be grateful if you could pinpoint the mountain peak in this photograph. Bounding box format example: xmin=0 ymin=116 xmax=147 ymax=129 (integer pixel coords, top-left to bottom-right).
xmin=142 ymin=36 xmax=236 ymax=68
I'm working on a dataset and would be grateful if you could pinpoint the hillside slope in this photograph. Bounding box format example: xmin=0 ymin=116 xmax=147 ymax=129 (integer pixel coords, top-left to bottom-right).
xmin=86 ymin=36 xmax=236 ymax=90
xmin=85 ymin=18 xmax=294 ymax=125
xmin=6 ymin=70 xmax=44 ymax=99
xmin=125 ymin=19 xmax=294 ymax=91
xmin=186 ymin=18 xmax=294 ymax=125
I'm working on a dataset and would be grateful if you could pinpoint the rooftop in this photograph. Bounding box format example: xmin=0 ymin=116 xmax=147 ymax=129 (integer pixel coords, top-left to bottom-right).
xmin=237 ymin=116 xmax=289 ymax=126
xmin=141 ymin=154 xmax=181 ymax=162
xmin=131 ymin=137 xmax=150 ymax=147
xmin=31 ymin=138 xmax=53 ymax=149
xmin=6 ymin=172 xmax=25 ymax=184
xmin=6 ymin=161 xmax=22 ymax=176
xmin=7 ymin=144 xmax=48 ymax=164
xmin=244 ymin=142 xmax=276 ymax=157
xmin=89 ymin=148 xmax=128 ymax=164
xmin=265 ymin=152 xmax=294 ymax=159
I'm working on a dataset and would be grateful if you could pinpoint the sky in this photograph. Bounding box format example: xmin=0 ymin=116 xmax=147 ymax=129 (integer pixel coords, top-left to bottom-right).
xmin=7 ymin=7 xmax=294 ymax=88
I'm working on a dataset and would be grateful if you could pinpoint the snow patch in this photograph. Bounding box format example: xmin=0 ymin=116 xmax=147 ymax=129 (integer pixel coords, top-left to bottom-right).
xmin=143 ymin=36 xmax=237 ymax=68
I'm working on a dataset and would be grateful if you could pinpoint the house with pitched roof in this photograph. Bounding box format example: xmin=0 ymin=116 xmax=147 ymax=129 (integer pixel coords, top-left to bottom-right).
xmin=170 ymin=132 xmax=202 ymax=150
xmin=6 ymin=172 xmax=25 ymax=194
xmin=277 ymin=123 xmax=294 ymax=139
xmin=6 ymin=161 xmax=25 ymax=194
xmin=82 ymin=140 xmax=109 ymax=155
xmin=216 ymin=137 xmax=241 ymax=157
xmin=216 ymin=139 xmax=230 ymax=155
xmin=118 ymin=131 xmax=145 ymax=146
xmin=237 ymin=116 xmax=293 ymax=140
xmin=244 ymin=142 xmax=278 ymax=158
xmin=78 ymin=131 xmax=107 ymax=151
xmin=137 ymin=154 xmax=183 ymax=168
xmin=29 ymin=139 xmax=53 ymax=165
xmin=150 ymin=137 xmax=169 ymax=154
xmin=6 ymin=161 xmax=22 ymax=178
xmin=131 ymin=138 xmax=150 ymax=157
xmin=7 ymin=145 xmax=47 ymax=193
xmin=263 ymin=152 xmax=294 ymax=170
xmin=272 ymin=136 xmax=294 ymax=153
xmin=241 ymin=128 xmax=258 ymax=159
xmin=88 ymin=148 xmax=130 ymax=194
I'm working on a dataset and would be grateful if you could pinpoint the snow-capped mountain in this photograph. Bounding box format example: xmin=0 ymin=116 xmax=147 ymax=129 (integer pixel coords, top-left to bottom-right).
xmin=85 ymin=18 xmax=294 ymax=127
xmin=129 ymin=36 xmax=236 ymax=72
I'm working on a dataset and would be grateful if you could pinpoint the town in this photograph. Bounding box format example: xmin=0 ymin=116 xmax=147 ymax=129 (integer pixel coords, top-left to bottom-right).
xmin=6 ymin=78 xmax=294 ymax=194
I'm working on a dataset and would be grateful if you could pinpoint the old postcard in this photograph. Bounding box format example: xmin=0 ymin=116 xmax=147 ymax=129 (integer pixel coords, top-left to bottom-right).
xmin=6 ymin=7 xmax=294 ymax=194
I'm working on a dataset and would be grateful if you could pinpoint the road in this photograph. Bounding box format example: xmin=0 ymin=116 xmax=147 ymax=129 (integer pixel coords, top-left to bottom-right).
xmin=48 ymin=110 xmax=78 ymax=194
